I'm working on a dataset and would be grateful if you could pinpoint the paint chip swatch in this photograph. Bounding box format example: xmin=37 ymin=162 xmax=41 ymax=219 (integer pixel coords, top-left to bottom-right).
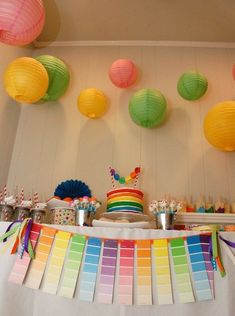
xmin=136 ymin=240 xmax=152 ymax=305
xmin=8 ymin=223 xmax=42 ymax=285
xmin=42 ymin=231 xmax=71 ymax=294
xmin=59 ymin=234 xmax=86 ymax=298
xmin=153 ymin=239 xmax=173 ymax=305
xmin=25 ymin=226 xmax=57 ymax=289
xmin=118 ymin=240 xmax=135 ymax=305
xmin=170 ymin=238 xmax=195 ymax=303
xmin=97 ymin=239 xmax=118 ymax=304
xmin=78 ymin=237 xmax=102 ymax=302
xmin=187 ymin=235 xmax=213 ymax=301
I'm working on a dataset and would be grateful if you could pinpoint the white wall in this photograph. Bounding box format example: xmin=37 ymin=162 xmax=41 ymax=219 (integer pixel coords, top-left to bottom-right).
xmin=0 ymin=44 xmax=31 ymax=190
xmin=6 ymin=45 xmax=235 ymax=209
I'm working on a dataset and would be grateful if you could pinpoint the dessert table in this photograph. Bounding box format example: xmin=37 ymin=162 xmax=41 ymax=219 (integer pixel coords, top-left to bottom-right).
xmin=0 ymin=222 xmax=235 ymax=316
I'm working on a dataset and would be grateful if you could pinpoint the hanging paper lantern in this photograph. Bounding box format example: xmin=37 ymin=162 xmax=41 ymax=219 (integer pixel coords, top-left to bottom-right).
xmin=177 ymin=71 xmax=208 ymax=101
xmin=4 ymin=57 xmax=49 ymax=104
xmin=109 ymin=59 xmax=138 ymax=88
xmin=204 ymin=101 xmax=235 ymax=151
xmin=77 ymin=88 xmax=108 ymax=119
xmin=0 ymin=0 xmax=45 ymax=46
xmin=129 ymin=89 xmax=167 ymax=128
xmin=232 ymin=65 xmax=235 ymax=80
xmin=35 ymin=55 xmax=70 ymax=102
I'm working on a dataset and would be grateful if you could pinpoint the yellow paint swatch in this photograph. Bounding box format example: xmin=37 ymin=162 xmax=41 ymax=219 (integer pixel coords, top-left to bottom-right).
xmin=42 ymin=231 xmax=71 ymax=294
xmin=153 ymin=239 xmax=173 ymax=305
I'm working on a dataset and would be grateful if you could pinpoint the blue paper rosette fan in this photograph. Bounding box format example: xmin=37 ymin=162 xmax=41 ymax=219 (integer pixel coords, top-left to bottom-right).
xmin=54 ymin=179 xmax=92 ymax=199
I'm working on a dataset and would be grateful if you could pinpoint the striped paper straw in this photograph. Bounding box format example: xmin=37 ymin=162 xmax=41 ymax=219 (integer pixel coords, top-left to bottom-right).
xmin=109 ymin=166 xmax=116 ymax=189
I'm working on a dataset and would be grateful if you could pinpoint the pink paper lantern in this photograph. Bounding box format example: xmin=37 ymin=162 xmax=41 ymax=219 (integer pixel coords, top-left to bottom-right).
xmin=0 ymin=0 xmax=45 ymax=46
xmin=109 ymin=59 xmax=138 ymax=88
xmin=233 ymin=64 xmax=235 ymax=80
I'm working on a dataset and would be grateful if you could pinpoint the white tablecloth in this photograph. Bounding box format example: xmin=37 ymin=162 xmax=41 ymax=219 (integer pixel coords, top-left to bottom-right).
xmin=0 ymin=222 xmax=235 ymax=316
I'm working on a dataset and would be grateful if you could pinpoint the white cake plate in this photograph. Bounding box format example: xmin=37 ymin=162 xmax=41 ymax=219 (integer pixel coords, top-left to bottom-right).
xmin=99 ymin=211 xmax=149 ymax=222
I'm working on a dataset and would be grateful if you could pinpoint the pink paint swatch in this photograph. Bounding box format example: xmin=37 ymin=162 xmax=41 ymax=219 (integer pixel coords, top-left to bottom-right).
xmin=97 ymin=239 xmax=118 ymax=304
xmin=8 ymin=223 xmax=42 ymax=285
xmin=118 ymin=240 xmax=135 ymax=305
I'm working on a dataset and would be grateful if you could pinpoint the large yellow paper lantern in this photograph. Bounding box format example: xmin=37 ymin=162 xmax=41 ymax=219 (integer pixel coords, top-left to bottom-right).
xmin=4 ymin=57 xmax=49 ymax=104
xmin=204 ymin=101 xmax=235 ymax=151
xmin=77 ymin=88 xmax=108 ymax=119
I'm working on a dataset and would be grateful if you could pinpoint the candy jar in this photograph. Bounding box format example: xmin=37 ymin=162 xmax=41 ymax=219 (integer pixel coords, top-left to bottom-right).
xmin=32 ymin=203 xmax=47 ymax=223
xmin=205 ymin=196 xmax=214 ymax=213
xmin=1 ymin=196 xmax=16 ymax=221
xmin=215 ymin=198 xmax=225 ymax=213
xmin=231 ymin=200 xmax=235 ymax=214
xmin=196 ymin=196 xmax=206 ymax=213
xmin=16 ymin=200 xmax=32 ymax=220
xmin=186 ymin=196 xmax=195 ymax=212
xmin=177 ymin=197 xmax=187 ymax=212
xmin=224 ymin=198 xmax=230 ymax=213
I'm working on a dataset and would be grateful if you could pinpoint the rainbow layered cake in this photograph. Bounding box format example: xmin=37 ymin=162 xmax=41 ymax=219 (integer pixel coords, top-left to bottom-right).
xmin=107 ymin=187 xmax=144 ymax=213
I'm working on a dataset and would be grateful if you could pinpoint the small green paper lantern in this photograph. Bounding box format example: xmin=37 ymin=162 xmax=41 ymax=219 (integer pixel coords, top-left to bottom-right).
xmin=177 ymin=71 xmax=208 ymax=101
xmin=129 ymin=89 xmax=167 ymax=128
xmin=35 ymin=55 xmax=70 ymax=101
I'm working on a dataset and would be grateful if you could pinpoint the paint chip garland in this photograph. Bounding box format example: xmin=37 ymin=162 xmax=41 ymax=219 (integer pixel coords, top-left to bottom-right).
xmin=0 ymin=221 xmax=230 ymax=306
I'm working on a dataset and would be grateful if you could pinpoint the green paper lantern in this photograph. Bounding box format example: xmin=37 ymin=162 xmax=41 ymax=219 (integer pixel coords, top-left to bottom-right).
xmin=177 ymin=71 xmax=208 ymax=101
xmin=35 ymin=55 xmax=70 ymax=101
xmin=129 ymin=89 xmax=167 ymax=128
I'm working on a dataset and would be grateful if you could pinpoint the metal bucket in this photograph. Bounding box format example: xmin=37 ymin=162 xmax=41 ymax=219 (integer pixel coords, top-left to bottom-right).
xmin=155 ymin=212 xmax=176 ymax=230
xmin=75 ymin=209 xmax=94 ymax=226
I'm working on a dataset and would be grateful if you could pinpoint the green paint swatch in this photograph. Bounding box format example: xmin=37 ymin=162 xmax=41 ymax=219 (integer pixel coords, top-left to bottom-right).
xmin=58 ymin=234 xmax=86 ymax=298
xmin=170 ymin=238 xmax=195 ymax=303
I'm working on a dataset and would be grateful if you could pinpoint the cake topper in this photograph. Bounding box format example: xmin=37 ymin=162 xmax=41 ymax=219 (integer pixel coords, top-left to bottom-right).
xmin=109 ymin=166 xmax=141 ymax=188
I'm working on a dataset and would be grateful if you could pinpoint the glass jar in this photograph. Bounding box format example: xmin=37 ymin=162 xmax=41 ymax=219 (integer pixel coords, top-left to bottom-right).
xmin=16 ymin=207 xmax=31 ymax=221
xmin=32 ymin=209 xmax=46 ymax=224
xmin=1 ymin=205 xmax=15 ymax=221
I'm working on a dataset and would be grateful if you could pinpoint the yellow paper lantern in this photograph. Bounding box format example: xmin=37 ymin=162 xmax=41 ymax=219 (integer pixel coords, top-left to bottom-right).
xmin=204 ymin=101 xmax=235 ymax=151
xmin=4 ymin=57 xmax=49 ymax=104
xmin=77 ymin=88 xmax=108 ymax=119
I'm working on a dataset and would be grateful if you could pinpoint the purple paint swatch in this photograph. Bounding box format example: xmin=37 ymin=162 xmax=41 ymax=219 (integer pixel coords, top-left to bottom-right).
xmin=97 ymin=239 xmax=118 ymax=304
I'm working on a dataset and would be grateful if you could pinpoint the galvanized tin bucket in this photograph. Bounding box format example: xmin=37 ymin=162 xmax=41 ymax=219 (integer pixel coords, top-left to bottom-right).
xmin=155 ymin=211 xmax=176 ymax=230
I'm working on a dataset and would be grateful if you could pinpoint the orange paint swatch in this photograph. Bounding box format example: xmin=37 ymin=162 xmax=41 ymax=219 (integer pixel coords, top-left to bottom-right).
xmin=136 ymin=240 xmax=152 ymax=305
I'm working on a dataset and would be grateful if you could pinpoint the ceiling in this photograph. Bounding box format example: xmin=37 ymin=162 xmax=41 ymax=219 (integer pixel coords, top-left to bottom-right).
xmin=37 ymin=0 xmax=235 ymax=44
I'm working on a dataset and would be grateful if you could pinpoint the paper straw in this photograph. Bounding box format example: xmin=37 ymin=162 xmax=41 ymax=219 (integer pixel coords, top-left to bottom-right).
xmin=109 ymin=166 xmax=116 ymax=189
xmin=0 ymin=191 xmax=3 ymax=203
xmin=34 ymin=192 xmax=39 ymax=204
xmin=3 ymin=185 xmax=7 ymax=198
xmin=20 ymin=189 xmax=24 ymax=205
xmin=134 ymin=167 xmax=141 ymax=188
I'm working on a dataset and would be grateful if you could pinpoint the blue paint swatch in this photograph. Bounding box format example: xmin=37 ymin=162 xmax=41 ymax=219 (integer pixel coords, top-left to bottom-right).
xmin=79 ymin=237 xmax=102 ymax=302
xmin=187 ymin=236 xmax=213 ymax=301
